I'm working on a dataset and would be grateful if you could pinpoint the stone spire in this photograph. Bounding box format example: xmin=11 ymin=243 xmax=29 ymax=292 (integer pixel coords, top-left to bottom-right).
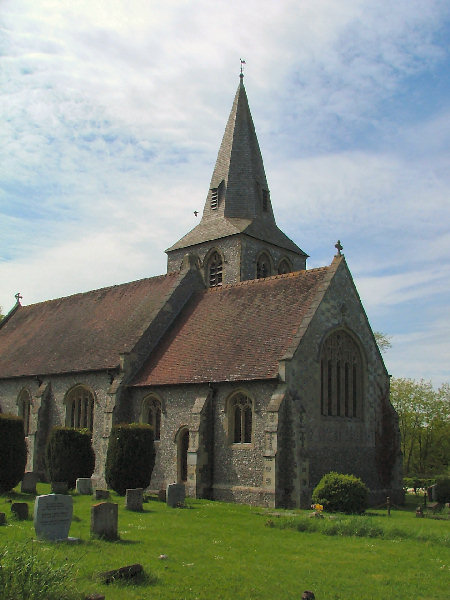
xmin=167 ymin=75 xmax=307 ymax=281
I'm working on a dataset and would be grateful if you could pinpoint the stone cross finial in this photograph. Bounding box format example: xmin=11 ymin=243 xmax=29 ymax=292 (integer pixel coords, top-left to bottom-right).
xmin=15 ymin=292 xmax=23 ymax=305
xmin=240 ymin=58 xmax=246 ymax=76
xmin=335 ymin=240 xmax=343 ymax=256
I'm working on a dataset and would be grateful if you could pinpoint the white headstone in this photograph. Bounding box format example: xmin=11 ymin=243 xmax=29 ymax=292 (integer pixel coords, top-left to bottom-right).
xmin=34 ymin=494 xmax=73 ymax=541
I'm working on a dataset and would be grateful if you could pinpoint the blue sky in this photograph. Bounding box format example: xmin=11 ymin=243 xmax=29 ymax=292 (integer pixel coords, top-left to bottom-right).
xmin=1 ymin=0 xmax=449 ymax=385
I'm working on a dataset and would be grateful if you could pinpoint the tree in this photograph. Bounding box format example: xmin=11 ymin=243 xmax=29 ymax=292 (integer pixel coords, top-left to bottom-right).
xmin=374 ymin=331 xmax=392 ymax=353
xmin=0 ymin=414 xmax=27 ymax=492
xmin=390 ymin=378 xmax=450 ymax=478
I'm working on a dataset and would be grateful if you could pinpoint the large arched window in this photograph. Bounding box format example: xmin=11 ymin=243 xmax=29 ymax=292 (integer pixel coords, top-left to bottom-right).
xmin=229 ymin=392 xmax=253 ymax=444
xmin=18 ymin=389 xmax=32 ymax=436
xmin=320 ymin=330 xmax=363 ymax=418
xmin=141 ymin=395 xmax=161 ymax=441
xmin=207 ymin=251 xmax=223 ymax=287
xmin=65 ymin=386 xmax=94 ymax=431
xmin=277 ymin=259 xmax=292 ymax=275
xmin=256 ymin=252 xmax=271 ymax=279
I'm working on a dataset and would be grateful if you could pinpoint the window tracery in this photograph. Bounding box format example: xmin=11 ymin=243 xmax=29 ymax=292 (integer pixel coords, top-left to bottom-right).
xmin=229 ymin=393 xmax=253 ymax=444
xmin=207 ymin=251 xmax=223 ymax=287
xmin=66 ymin=386 xmax=94 ymax=431
xmin=320 ymin=330 xmax=363 ymax=418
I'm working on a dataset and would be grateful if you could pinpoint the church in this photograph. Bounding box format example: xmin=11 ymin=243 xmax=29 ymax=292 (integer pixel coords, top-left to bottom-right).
xmin=0 ymin=74 xmax=403 ymax=507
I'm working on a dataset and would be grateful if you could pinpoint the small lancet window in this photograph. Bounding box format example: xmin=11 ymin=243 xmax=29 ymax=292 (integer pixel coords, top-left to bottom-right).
xmin=320 ymin=330 xmax=363 ymax=419
xmin=256 ymin=253 xmax=271 ymax=279
xmin=278 ymin=259 xmax=292 ymax=275
xmin=18 ymin=390 xmax=32 ymax=436
xmin=230 ymin=393 xmax=253 ymax=444
xmin=208 ymin=251 xmax=223 ymax=287
xmin=141 ymin=396 xmax=161 ymax=441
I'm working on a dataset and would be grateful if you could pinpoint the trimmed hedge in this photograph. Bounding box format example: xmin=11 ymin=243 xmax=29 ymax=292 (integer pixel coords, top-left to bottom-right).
xmin=45 ymin=427 xmax=95 ymax=489
xmin=435 ymin=477 xmax=450 ymax=504
xmin=312 ymin=472 xmax=368 ymax=514
xmin=105 ymin=423 xmax=155 ymax=495
xmin=0 ymin=414 xmax=27 ymax=493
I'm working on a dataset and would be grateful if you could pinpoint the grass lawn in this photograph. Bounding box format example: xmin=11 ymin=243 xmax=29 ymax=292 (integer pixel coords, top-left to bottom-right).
xmin=1 ymin=487 xmax=449 ymax=600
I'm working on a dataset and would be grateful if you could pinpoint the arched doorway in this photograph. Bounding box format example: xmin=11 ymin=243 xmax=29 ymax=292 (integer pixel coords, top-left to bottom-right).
xmin=177 ymin=428 xmax=189 ymax=483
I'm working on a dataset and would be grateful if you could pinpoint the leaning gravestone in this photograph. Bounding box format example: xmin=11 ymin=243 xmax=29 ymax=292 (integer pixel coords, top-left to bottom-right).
xmin=76 ymin=478 xmax=93 ymax=495
xmin=125 ymin=488 xmax=143 ymax=511
xmin=34 ymin=494 xmax=73 ymax=541
xmin=21 ymin=472 xmax=39 ymax=494
xmin=166 ymin=483 xmax=185 ymax=508
xmin=91 ymin=502 xmax=118 ymax=540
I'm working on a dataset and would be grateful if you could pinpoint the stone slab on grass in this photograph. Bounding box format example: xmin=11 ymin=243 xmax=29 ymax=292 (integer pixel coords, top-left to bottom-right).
xmin=98 ymin=563 xmax=143 ymax=584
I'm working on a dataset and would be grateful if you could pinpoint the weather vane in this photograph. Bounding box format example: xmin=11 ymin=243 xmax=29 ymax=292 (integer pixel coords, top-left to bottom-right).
xmin=240 ymin=58 xmax=246 ymax=75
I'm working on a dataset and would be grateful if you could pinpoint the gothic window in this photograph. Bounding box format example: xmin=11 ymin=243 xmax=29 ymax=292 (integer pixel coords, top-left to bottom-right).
xmin=65 ymin=386 xmax=94 ymax=431
xmin=18 ymin=389 xmax=32 ymax=436
xmin=320 ymin=330 xmax=363 ymax=418
xmin=256 ymin=252 xmax=271 ymax=279
xmin=207 ymin=251 xmax=223 ymax=287
xmin=229 ymin=393 xmax=253 ymax=444
xmin=141 ymin=396 xmax=161 ymax=441
xmin=278 ymin=259 xmax=292 ymax=275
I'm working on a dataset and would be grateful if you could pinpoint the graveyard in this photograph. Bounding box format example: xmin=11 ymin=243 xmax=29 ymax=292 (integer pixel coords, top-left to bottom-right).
xmin=0 ymin=483 xmax=449 ymax=600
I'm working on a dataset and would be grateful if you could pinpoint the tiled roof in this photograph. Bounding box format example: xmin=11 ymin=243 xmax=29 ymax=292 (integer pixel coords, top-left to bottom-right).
xmin=132 ymin=266 xmax=332 ymax=386
xmin=0 ymin=273 xmax=180 ymax=379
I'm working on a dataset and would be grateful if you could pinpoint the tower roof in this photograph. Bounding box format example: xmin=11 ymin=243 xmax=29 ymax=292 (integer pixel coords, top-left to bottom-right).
xmin=167 ymin=76 xmax=306 ymax=256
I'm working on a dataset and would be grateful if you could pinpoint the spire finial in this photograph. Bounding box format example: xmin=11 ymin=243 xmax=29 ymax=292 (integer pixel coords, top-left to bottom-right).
xmin=15 ymin=292 xmax=23 ymax=305
xmin=240 ymin=58 xmax=246 ymax=79
xmin=335 ymin=240 xmax=343 ymax=256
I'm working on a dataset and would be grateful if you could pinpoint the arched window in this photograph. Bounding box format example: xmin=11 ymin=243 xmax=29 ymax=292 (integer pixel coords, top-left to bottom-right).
xmin=66 ymin=386 xmax=94 ymax=431
xmin=141 ymin=396 xmax=161 ymax=441
xmin=207 ymin=251 xmax=223 ymax=287
xmin=18 ymin=389 xmax=32 ymax=436
xmin=256 ymin=253 xmax=271 ymax=279
xmin=229 ymin=393 xmax=253 ymax=444
xmin=278 ymin=259 xmax=292 ymax=275
xmin=320 ymin=330 xmax=363 ymax=418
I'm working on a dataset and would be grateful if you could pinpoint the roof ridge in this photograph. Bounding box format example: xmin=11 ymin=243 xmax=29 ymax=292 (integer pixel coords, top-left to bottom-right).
xmin=205 ymin=265 xmax=331 ymax=292
xmin=19 ymin=271 xmax=179 ymax=309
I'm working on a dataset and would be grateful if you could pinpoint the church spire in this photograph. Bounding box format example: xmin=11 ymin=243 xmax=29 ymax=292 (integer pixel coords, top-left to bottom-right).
xmin=166 ymin=74 xmax=307 ymax=281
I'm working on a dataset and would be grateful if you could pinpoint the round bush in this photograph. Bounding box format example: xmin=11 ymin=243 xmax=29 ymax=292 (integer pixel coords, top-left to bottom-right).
xmin=312 ymin=472 xmax=368 ymax=514
xmin=0 ymin=414 xmax=27 ymax=493
xmin=435 ymin=477 xmax=450 ymax=504
xmin=105 ymin=423 xmax=155 ymax=495
xmin=45 ymin=427 xmax=95 ymax=489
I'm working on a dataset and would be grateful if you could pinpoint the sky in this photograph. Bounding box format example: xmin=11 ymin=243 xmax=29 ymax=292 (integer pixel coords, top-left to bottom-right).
xmin=1 ymin=0 xmax=449 ymax=386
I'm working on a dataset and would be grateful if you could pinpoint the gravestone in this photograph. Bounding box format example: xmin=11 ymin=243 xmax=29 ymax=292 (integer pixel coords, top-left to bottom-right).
xmin=125 ymin=488 xmax=143 ymax=511
xmin=91 ymin=502 xmax=118 ymax=540
xmin=21 ymin=472 xmax=39 ymax=494
xmin=0 ymin=512 xmax=6 ymax=525
xmin=95 ymin=489 xmax=109 ymax=500
xmin=51 ymin=481 xmax=68 ymax=494
xmin=34 ymin=494 xmax=73 ymax=540
xmin=166 ymin=483 xmax=185 ymax=508
xmin=11 ymin=502 xmax=29 ymax=520
xmin=76 ymin=478 xmax=93 ymax=495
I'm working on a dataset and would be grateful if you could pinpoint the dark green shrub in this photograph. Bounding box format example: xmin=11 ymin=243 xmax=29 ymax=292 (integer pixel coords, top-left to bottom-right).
xmin=45 ymin=427 xmax=95 ymax=489
xmin=435 ymin=477 xmax=450 ymax=503
xmin=105 ymin=423 xmax=155 ymax=495
xmin=0 ymin=414 xmax=27 ymax=493
xmin=312 ymin=472 xmax=368 ymax=514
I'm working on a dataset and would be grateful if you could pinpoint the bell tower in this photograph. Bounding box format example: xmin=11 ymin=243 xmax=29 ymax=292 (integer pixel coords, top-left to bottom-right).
xmin=166 ymin=74 xmax=307 ymax=285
